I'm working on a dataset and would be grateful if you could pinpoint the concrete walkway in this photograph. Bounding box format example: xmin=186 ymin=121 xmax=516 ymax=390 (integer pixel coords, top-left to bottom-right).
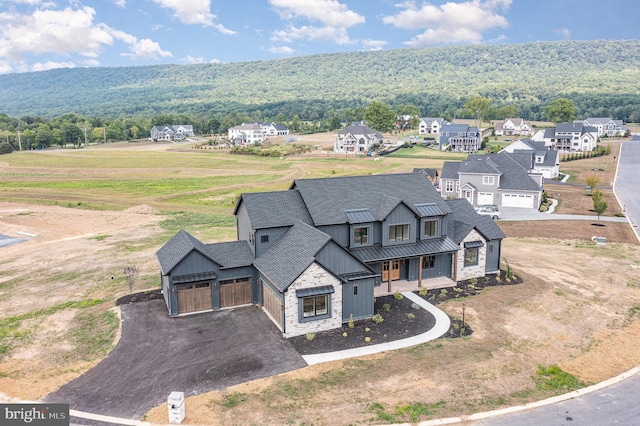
xmin=302 ymin=291 xmax=450 ymax=365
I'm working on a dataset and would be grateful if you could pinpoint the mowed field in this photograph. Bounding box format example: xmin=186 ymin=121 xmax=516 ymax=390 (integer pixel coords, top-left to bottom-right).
xmin=0 ymin=137 xmax=639 ymax=425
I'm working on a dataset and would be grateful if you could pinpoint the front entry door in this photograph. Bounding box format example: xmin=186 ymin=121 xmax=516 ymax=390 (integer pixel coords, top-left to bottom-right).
xmin=382 ymin=260 xmax=401 ymax=281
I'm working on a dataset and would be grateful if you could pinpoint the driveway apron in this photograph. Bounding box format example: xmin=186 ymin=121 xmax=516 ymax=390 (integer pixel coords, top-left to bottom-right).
xmin=44 ymin=300 xmax=307 ymax=420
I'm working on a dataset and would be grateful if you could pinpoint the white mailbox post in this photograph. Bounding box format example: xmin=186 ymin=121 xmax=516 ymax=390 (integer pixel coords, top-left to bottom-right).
xmin=168 ymin=391 xmax=185 ymax=424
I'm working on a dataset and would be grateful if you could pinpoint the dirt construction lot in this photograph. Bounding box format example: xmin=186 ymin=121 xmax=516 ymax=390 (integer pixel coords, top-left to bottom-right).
xmin=0 ymin=139 xmax=639 ymax=424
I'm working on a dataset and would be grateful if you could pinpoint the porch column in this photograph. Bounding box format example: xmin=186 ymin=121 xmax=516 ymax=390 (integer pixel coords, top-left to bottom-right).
xmin=453 ymin=252 xmax=458 ymax=282
xmin=387 ymin=261 xmax=392 ymax=293
xmin=418 ymin=256 xmax=423 ymax=287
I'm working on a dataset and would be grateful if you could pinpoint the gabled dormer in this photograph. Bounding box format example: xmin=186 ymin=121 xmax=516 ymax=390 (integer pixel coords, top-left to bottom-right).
xmin=415 ymin=203 xmax=447 ymax=240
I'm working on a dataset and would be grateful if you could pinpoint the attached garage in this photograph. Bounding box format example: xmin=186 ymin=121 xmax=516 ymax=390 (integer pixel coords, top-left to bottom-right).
xmin=219 ymin=277 xmax=252 ymax=308
xmin=477 ymin=192 xmax=494 ymax=206
xmin=262 ymin=282 xmax=283 ymax=329
xmin=177 ymin=282 xmax=213 ymax=314
xmin=502 ymin=193 xmax=535 ymax=208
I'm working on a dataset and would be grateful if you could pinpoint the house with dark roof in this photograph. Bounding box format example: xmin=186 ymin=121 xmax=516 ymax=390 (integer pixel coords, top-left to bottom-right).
xmin=439 ymin=123 xmax=481 ymax=152
xmin=150 ymin=125 xmax=195 ymax=141
xmin=413 ymin=168 xmax=440 ymax=187
xmin=574 ymin=118 xmax=627 ymax=138
xmin=333 ymin=122 xmax=383 ymax=154
xmin=261 ymin=122 xmax=290 ymax=136
xmin=531 ymin=123 xmax=598 ymax=152
xmin=440 ymin=151 xmax=544 ymax=209
xmin=500 ymin=139 xmax=560 ymax=179
xmin=156 ymin=173 xmax=505 ymax=337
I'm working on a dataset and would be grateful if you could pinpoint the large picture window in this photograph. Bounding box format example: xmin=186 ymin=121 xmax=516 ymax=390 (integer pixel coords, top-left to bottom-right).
xmin=303 ymin=295 xmax=328 ymax=318
xmin=354 ymin=226 xmax=369 ymax=245
xmin=423 ymin=220 xmax=438 ymax=238
xmin=389 ymin=224 xmax=409 ymax=242
xmin=464 ymin=248 xmax=479 ymax=266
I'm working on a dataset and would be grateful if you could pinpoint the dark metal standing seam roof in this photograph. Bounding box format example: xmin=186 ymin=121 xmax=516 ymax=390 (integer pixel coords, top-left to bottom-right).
xmin=344 ymin=209 xmax=376 ymax=223
xmin=415 ymin=203 xmax=444 ymax=217
xmin=350 ymin=237 xmax=460 ymax=263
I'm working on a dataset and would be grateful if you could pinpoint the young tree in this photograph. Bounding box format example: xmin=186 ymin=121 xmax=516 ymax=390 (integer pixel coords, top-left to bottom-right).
xmin=124 ymin=265 xmax=139 ymax=294
xmin=592 ymin=189 xmax=608 ymax=224
xmin=543 ymin=98 xmax=576 ymax=123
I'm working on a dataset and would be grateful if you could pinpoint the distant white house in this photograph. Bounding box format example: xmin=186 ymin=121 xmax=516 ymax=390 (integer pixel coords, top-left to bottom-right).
xmin=532 ymin=122 xmax=598 ymax=152
xmin=150 ymin=125 xmax=195 ymax=141
xmin=261 ymin=122 xmax=290 ymax=136
xmin=493 ymin=118 xmax=533 ymax=136
xmin=228 ymin=123 xmax=266 ymax=145
xmin=574 ymin=118 xmax=627 ymax=137
xmin=333 ymin=121 xmax=383 ymax=153
xmin=419 ymin=118 xmax=446 ymax=135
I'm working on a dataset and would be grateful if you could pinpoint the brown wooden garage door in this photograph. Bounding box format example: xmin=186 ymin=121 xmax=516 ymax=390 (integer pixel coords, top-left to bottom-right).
xmin=262 ymin=282 xmax=282 ymax=329
xmin=219 ymin=277 xmax=252 ymax=308
xmin=177 ymin=282 xmax=213 ymax=314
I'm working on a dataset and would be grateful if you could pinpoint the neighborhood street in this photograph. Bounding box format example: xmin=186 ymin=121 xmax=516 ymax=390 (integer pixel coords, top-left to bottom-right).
xmin=613 ymin=137 xmax=640 ymax=240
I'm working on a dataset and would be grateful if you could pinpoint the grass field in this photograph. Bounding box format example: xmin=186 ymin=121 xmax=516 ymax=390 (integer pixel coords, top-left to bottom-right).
xmin=1 ymin=136 xmax=638 ymax=425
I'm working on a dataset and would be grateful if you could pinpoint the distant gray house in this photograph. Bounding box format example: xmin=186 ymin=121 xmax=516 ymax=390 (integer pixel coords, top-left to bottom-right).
xmin=333 ymin=122 xmax=383 ymax=153
xmin=157 ymin=173 xmax=505 ymax=338
xmin=531 ymin=122 xmax=598 ymax=152
xmin=150 ymin=125 xmax=195 ymax=141
xmin=500 ymin=139 xmax=560 ymax=179
xmin=440 ymin=151 xmax=544 ymax=209
xmin=574 ymin=118 xmax=627 ymax=138
xmin=439 ymin=123 xmax=481 ymax=152
xmin=261 ymin=122 xmax=290 ymax=136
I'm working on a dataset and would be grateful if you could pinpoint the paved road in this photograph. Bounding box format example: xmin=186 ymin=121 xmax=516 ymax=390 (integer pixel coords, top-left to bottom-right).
xmin=614 ymin=138 xmax=640 ymax=240
xmin=477 ymin=370 xmax=640 ymax=425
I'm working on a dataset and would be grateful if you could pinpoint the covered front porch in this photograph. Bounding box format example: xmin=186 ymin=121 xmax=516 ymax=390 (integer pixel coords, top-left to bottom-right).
xmin=374 ymin=276 xmax=456 ymax=297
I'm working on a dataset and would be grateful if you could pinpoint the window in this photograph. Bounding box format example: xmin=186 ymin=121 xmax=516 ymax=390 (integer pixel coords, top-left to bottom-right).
xmin=260 ymin=235 xmax=269 ymax=243
xmin=483 ymin=176 xmax=495 ymax=185
xmin=445 ymin=181 xmax=455 ymax=192
xmin=353 ymin=285 xmax=358 ymax=296
xmin=354 ymin=227 xmax=369 ymax=245
xmin=303 ymin=295 xmax=328 ymax=318
xmin=389 ymin=224 xmax=409 ymax=242
xmin=423 ymin=220 xmax=438 ymax=238
xmin=249 ymin=232 xmax=254 ymax=243
xmin=422 ymin=255 xmax=435 ymax=269
xmin=464 ymin=248 xmax=479 ymax=266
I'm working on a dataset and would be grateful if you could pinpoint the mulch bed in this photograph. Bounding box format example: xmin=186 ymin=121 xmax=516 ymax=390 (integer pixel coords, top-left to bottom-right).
xmin=290 ymin=270 xmax=523 ymax=355
xmin=115 ymin=289 xmax=163 ymax=305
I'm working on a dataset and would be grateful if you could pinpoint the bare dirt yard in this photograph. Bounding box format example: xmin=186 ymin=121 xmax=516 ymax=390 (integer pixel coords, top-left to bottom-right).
xmin=0 ymin=138 xmax=639 ymax=425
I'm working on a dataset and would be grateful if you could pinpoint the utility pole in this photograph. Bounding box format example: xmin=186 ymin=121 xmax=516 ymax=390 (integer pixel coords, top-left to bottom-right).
xmin=83 ymin=125 xmax=87 ymax=147
xmin=103 ymin=127 xmax=107 ymax=144
xmin=17 ymin=130 xmax=22 ymax=151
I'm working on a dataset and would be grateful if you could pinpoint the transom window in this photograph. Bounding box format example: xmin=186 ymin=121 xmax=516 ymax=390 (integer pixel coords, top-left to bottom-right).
xmin=464 ymin=248 xmax=479 ymax=266
xmin=389 ymin=224 xmax=410 ymax=242
xmin=354 ymin=226 xmax=369 ymax=245
xmin=483 ymin=176 xmax=495 ymax=185
xmin=303 ymin=295 xmax=328 ymax=318
xmin=422 ymin=255 xmax=435 ymax=269
xmin=423 ymin=220 xmax=438 ymax=238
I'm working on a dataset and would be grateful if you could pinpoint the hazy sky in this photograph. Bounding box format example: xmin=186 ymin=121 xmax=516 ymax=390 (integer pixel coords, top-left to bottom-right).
xmin=1 ymin=0 xmax=637 ymax=74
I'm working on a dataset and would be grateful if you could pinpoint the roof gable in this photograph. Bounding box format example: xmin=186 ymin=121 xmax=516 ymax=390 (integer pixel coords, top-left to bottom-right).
xmin=156 ymin=230 xmax=219 ymax=275
xmin=234 ymin=189 xmax=313 ymax=229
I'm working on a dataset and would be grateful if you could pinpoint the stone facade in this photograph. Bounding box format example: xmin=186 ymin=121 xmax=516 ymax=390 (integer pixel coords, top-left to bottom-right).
xmin=283 ymin=262 xmax=342 ymax=338
xmin=457 ymin=229 xmax=487 ymax=281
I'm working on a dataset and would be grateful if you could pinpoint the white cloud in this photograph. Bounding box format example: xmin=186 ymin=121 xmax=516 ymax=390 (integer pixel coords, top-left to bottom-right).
xmin=269 ymin=0 xmax=364 ymax=45
xmin=0 ymin=7 xmax=115 ymax=60
xmin=32 ymin=60 xmax=76 ymax=72
xmin=113 ymin=0 xmax=126 ymax=7
xmin=383 ymin=0 xmax=511 ymax=46
xmin=123 ymin=38 xmax=172 ymax=59
xmin=151 ymin=0 xmax=236 ymax=33
xmin=553 ymin=27 xmax=571 ymax=39
xmin=268 ymin=45 xmax=295 ymax=54
xmin=361 ymin=39 xmax=387 ymax=51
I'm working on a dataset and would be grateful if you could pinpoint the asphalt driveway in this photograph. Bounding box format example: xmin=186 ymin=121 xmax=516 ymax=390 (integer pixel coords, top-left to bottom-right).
xmin=44 ymin=300 xmax=306 ymax=420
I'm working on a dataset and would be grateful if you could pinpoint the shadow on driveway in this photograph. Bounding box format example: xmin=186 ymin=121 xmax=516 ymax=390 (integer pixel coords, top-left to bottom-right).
xmin=44 ymin=300 xmax=306 ymax=420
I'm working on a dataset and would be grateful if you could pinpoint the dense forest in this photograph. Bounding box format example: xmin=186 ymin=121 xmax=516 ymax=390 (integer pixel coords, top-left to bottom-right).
xmin=0 ymin=40 xmax=638 ymax=149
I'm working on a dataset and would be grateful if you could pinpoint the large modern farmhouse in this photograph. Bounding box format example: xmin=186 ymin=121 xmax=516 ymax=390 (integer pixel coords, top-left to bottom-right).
xmin=156 ymin=173 xmax=505 ymax=337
